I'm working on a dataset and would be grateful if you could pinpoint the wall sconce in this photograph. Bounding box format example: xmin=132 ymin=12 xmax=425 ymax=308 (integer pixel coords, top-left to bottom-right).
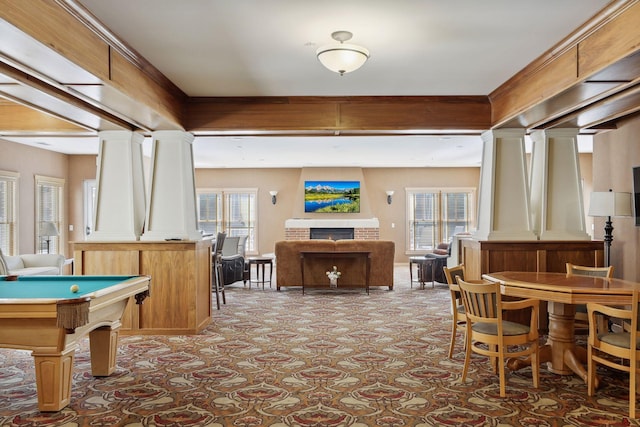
xmin=269 ymin=190 xmax=278 ymax=205
xmin=386 ymin=190 xmax=394 ymax=205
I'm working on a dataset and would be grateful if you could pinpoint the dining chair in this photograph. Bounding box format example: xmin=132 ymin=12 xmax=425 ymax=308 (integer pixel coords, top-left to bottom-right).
xmin=443 ymin=264 xmax=466 ymax=358
xmin=457 ymin=278 xmax=540 ymax=397
xmin=213 ymin=232 xmax=227 ymax=309
xmin=566 ymin=263 xmax=614 ymax=333
xmin=586 ymin=289 xmax=640 ymax=418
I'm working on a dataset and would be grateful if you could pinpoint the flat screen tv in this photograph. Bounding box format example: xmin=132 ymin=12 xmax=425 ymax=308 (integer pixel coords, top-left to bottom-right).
xmin=304 ymin=180 xmax=360 ymax=213
xmin=634 ymin=166 xmax=640 ymax=226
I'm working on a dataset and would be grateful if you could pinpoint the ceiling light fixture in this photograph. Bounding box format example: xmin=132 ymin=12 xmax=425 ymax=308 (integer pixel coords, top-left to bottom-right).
xmin=316 ymin=31 xmax=369 ymax=76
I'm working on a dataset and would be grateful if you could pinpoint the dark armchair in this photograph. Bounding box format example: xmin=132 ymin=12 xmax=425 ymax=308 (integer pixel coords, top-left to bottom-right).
xmin=221 ymin=235 xmax=249 ymax=285
xmin=423 ymin=242 xmax=451 ymax=284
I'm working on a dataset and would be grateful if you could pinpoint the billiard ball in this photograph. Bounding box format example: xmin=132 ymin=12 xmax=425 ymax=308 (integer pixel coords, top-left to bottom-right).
xmin=70 ymin=284 xmax=79 ymax=293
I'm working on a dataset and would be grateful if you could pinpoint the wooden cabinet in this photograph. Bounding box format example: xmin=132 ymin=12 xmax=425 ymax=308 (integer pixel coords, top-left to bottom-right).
xmin=460 ymin=239 xmax=604 ymax=280
xmin=460 ymin=239 xmax=604 ymax=331
xmin=72 ymin=240 xmax=212 ymax=335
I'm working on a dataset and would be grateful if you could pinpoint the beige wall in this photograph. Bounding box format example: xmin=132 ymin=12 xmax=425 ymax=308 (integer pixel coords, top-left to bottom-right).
xmin=0 ymin=139 xmax=69 ymax=255
xmin=195 ymin=166 xmax=481 ymax=262
xmin=592 ymin=116 xmax=640 ymax=280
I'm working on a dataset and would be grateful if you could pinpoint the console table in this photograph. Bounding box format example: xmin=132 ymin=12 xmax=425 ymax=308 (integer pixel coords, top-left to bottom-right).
xmin=300 ymin=251 xmax=371 ymax=294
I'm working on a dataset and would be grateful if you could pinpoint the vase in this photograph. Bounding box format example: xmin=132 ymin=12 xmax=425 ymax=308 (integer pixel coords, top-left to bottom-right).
xmin=329 ymin=278 xmax=338 ymax=288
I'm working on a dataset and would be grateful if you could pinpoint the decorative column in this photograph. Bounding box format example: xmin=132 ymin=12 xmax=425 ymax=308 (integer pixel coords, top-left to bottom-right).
xmin=529 ymin=128 xmax=590 ymax=240
xmin=89 ymin=130 xmax=146 ymax=241
xmin=141 ymin=130 xmax=202 ymax=241
xmin=474 ymin=129 xmax=536 ymax=241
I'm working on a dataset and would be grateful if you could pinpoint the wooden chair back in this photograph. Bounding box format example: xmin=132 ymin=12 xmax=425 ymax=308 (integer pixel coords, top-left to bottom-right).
xmin=587 ymin=290 xmax=640 ymax=417
xmin=457 ymin=278 xmax=540 ymax=397
xmin=566 ymin=263 xmax=613 ymax=278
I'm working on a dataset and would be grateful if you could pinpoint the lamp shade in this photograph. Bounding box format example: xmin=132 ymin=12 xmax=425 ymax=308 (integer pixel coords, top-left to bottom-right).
xmin=316 ymin=43 xmax=370 ymax=75
xmin=40 ymin=221 xmax=59 ymax=237
xmin=316 ymin=31 xmax=369 ymax=76
xmin=588 ymin=191 xmax=632 ymax=217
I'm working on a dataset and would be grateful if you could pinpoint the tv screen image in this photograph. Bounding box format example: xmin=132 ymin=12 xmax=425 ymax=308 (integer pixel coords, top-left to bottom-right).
xmin=304 ymin=180 xmax=360 ymax=213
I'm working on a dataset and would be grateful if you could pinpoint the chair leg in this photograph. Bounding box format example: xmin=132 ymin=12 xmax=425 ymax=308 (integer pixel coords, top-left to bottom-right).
xmin=630 ymin=360 xmax=637 ymax=418
xmin=461 ymin=331 xmax=473 ymax=383
xmin=587 ymin=347 xmax=596 ymax=397
xmin=217 ymin=264 xmax=226 ymax=305
xmin=531 ymin=342 xmax=540 ymax=389
xmin=213 ymin=269 xmax=221 ymax=310
xmin=498 ymin=352 xmax=506 ymax=397
xmin=448 ymin=321 xmax=457 ymax=358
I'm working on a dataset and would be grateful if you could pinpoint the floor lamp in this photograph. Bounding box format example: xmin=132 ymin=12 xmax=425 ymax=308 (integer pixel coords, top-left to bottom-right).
xmin=40 ymin=221 xmax=59 ymax=254
xmin=588 ymin=189 xmax=632 ymax=267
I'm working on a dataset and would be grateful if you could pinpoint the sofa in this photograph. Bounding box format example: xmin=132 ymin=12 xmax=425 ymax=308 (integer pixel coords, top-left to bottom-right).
xmin=0 ymin=249 xmax=65 ymax=276
xmin=275 ymin=239 xmax=395 ymax=290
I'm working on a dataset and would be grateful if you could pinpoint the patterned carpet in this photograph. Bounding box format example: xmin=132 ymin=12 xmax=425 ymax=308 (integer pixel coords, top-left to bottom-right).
xmin=1 ymin=266 xmax=638 ymax=426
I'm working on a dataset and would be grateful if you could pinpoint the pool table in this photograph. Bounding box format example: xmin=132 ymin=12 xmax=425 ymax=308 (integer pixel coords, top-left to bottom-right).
xmin=0 ymin=275 xmax=150 ymax=412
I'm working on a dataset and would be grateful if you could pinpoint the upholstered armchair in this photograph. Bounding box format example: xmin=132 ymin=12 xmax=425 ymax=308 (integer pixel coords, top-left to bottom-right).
xmin=423 ymin=242 xmax=451 ymax=283
xmin=221 ymin=235 xmax=249 ymax=285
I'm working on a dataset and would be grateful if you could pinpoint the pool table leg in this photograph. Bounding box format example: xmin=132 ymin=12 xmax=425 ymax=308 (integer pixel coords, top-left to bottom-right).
xmin=89 ymin=325 xmax=120 ymax=376
xmin=33 ymin=347 xmax=75 ymax=412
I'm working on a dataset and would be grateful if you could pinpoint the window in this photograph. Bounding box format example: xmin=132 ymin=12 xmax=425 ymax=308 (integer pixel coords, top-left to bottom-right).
xmin=83 ymin=179 xmax=97 ymax=237
xmin=0 ymin=171 xmax=19 ymax=255
xmin=407 ymin=188 xmax=474 ymax=251
xmin=36 ymin=175 xmax=65 ymax=254
xmin=197 ymin=188 xmax=257 ymax=253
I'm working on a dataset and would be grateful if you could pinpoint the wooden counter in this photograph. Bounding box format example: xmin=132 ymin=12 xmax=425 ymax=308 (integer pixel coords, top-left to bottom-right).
xmin=72 ymin=240 xmax=212 ymax=335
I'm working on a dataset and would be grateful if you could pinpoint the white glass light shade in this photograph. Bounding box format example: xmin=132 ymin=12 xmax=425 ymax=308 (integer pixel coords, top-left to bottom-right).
xmin=588 ymin=191 xmax=632 ymax=217
xmin=316 ymin=43 xmax=370 ymax=75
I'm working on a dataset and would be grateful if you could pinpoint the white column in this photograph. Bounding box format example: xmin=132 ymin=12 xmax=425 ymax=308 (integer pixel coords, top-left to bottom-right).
xmin=474 ymin=129 xmax=536 ymax=241
xmin=141 ymin=130 xmax=202 ymax=241
xmin=529 ymin=128 xmax=590 ymax=240
xmin=89 ymin=130 xmax=146 ymax=241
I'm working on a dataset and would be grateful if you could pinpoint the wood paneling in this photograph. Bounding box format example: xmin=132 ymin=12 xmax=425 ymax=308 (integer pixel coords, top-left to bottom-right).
xmin=339 ymin=97 xmax=490 ymax=130
xmin=461 ymin=240 xmax=604 ymax=281
xmin=578 ymin=2 xmax=640 ymax=79
xmin=109 ymin=51 xmax=185 ymax=128
xmin=0 ymin=0 xmax=110 ymax=81
xmin=491 ymin=48 xmax=579 ymax=127
xmin=490 ymin=1 xmax=640 ymax=129
xmin=0 ymin=101 xmax=85 ymax=131
xmin=72 ymin=240 xmax=212 ymax=335
xmin=187 ymin=96 xmax=491 ymax=132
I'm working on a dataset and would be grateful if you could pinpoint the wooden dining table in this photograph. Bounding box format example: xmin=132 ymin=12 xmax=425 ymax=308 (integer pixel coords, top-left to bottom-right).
xmin=482 ymin=271 xmax=640 ymax=385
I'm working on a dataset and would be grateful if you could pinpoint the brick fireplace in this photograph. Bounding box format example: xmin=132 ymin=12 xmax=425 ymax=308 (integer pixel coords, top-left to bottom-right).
xmin=285 ymin=218 xmax=380 ymax=240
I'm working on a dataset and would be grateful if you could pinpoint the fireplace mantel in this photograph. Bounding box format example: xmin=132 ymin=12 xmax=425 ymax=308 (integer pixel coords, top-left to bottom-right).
xmin=285 ymin=218 xmax=379 ymax=228
xmin=285 ymin=218 xmax=380 ymax=240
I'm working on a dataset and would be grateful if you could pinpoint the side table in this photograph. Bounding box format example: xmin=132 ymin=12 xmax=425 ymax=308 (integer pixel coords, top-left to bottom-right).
xmin=247 ymin=256 xmax=273 ymax=289
xmin=408 ymin=256 xmax=435 ymax=289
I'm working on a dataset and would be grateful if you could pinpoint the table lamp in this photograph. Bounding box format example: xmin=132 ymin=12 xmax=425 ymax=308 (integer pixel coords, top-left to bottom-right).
xmin=588 ymin=189 xmax=632 ymax=266
xmin=40 ymin=221 xmax=59 ymax=254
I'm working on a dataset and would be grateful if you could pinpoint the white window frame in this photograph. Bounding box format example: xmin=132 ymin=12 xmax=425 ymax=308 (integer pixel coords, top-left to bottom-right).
xmin=83 ymin=179 xmax=97 ymax=238
xmin=406 ymin=187 xmax=475 ymax=254
xmin=0 ymin=170 xmax=19 ymax=255
xmin=35 ymin=175 xmax=65 ymax=254
xmin=196 ymin=188 xmax=258 ymax=254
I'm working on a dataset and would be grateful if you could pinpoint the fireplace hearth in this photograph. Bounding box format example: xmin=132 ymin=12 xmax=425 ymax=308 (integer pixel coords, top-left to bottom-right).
xmin=310 ymin=227 xmax=354 ymax=240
